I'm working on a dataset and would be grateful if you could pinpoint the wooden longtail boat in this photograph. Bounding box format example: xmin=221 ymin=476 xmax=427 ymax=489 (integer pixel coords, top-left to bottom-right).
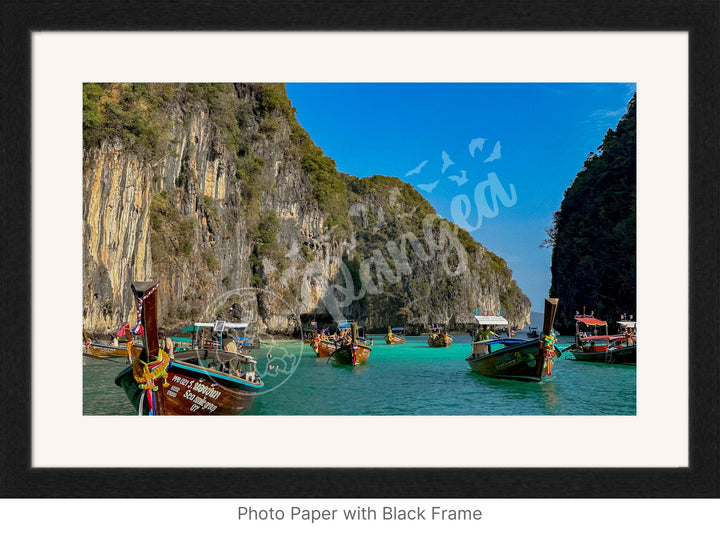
xmin=311 ymin=321 xmax=355 ymax=357
xmin=465 ymin=298 xmax=560 ymax=381
xmin=570 ymin=316 xmax=637 ymax=365
xmin=427 ymin=325 xmax=453 ymax=347
xmin=385 ymin=326 xmax=406 ymax=345
xmin=114 ymin=282 xmax=263 ymax=415
xmin=82 ymin=328 xmax=143 ymax=360
xmin=330 ymin=322 xmax=372 ymax=365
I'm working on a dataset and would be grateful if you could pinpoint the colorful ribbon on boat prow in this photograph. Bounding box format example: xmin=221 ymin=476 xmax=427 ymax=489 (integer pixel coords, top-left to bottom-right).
xmin=540 ymin=329 xmax=557 ymax=375
xmin=351 ymin=342 xmax=358 ymax=365
xmin=133 ymin=348 xmax=171 ymax=391
xmin=131 ymin=283 xmax=159 ymax=335
xmin=312 ymin=333 xmax=319 ymax=354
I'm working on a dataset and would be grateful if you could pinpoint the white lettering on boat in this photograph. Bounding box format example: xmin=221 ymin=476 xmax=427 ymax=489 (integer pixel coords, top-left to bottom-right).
xmin=172 ymin=376 xmax=190 ymax=387
xmin=189 ymin=397 xmax=218 ymax=413
xmin=192 ymin=381 xmax=222 ymax=400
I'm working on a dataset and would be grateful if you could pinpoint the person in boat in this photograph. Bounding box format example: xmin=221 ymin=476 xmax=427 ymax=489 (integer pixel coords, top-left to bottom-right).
xmin=165 ymin=336 xmax=174 ymax=359
xmin=625 ymin=328 xmax=635 ymax=346
xmin=475 ymin=326 xmax=498 ymax=341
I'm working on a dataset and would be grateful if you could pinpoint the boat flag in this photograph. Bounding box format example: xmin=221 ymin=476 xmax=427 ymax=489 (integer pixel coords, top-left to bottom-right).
xmin=116 ymin=323 xmax=130 ymax=337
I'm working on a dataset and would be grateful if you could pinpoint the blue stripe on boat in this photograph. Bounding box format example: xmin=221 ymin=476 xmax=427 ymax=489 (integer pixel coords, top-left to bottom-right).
xmin=170 ymin=361 xmax=264 ymax=389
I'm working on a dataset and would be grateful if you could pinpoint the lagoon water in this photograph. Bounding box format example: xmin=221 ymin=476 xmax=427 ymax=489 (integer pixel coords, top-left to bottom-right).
xmin=83 ymin=334 xmax=636 ymax=416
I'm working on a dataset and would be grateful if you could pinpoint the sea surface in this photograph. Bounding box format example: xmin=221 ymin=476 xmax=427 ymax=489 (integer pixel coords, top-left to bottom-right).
xmin=83 ymin=334 xmax=636 ymax=416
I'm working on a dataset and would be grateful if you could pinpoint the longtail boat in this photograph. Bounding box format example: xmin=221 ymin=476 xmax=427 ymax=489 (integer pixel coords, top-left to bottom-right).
xmin=114 ymin=282 xmax=263 ymax=415
xmin=330 ymin=322 xmax=372 ymax=365
xmin=427 ymin=325 xmax=452 ymax=347
xmin=385 ymin=326 xmax=406 ymax=345
xmin=82 ymin=326 xmax=143 ymax=360
xmin=465 ymin=298 xmax=560 ymax=381
xmin=570 ymin=315 xmax=637 ymax=365
xmin=311 ymin=321 xmax=356 ymax=357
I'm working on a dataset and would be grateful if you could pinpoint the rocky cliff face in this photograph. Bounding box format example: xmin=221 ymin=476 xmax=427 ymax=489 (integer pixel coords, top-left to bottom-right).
xmin=82 ymin=83 xmax=530 ymax=336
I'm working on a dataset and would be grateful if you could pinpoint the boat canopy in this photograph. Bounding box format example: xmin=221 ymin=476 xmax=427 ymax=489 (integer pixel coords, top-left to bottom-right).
xmin=337 ymin=321 xmax=352 ymax=330
xmin=182 ymin=321 xmax=249 ymax=332
xmin=575 ymin=317 xmax=607 ymax=326
xmin=617 ymin=321 xmax=637 ymax=329
xmin=391 ymin=327 xmax=405 ymax=332
xmin=473 ymin=315 xmax=509 ymax=326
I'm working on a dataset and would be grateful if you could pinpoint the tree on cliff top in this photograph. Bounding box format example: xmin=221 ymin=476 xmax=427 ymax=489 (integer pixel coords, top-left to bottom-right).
xmin=548 ymin=93 xmax=636 ymax=331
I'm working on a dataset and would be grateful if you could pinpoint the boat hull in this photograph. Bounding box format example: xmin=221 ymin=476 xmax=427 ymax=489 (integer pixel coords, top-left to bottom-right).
xmin=313 ymin=338 xmax=339 ymax=358
xmin=330 ymin=343 xmax=371 ymax=365
xmin=571 ymin=344 xmax=636 ymax=364
xmin=83 ymin=342 xmax=143 ymax=359
xmin=115 ymin=358 xmax=262 ymax=415
xmin=385 ymin=334 xmax=406 ymax=345
xmin=466 ymin=339 xmax=557 ymax=381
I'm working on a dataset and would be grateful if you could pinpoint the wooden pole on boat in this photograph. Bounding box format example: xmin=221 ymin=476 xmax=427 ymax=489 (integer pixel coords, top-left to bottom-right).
xmin=543 ymin=298 xmax=559 ymax=335
xmin=132 ymin=282 xmax=160 ymax=361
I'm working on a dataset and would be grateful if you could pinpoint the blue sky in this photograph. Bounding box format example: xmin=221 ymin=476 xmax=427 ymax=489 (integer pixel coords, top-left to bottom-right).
xmin=285 ymin=83 xmax=636 ymax=312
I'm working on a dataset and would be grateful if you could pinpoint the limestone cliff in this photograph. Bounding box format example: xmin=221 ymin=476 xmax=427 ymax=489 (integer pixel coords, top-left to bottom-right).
xmin=82 ymin=83 xmax=530 ymax=336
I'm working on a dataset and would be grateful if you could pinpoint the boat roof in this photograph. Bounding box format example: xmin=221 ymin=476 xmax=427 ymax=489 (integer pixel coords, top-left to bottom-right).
xmin=182 ymin=321 xmax=249 ymax=332
xmin=575 ymin=316 xmax=607 ymax=326
xmin=617 ymin=321 xmax=637 ymax=328
xmin=391 ymin=327 xmax=404 ymax=331
xmin=474 ymin=315 xmax=509 ymax=326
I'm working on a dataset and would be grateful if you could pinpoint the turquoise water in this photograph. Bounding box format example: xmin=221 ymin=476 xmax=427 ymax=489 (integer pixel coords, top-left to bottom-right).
xmin=83 ymin=334 xmax=636 ymax=416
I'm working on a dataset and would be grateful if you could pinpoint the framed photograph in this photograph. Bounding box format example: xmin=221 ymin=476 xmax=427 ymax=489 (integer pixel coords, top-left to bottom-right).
xmin=1 ymin=0 xmax=717 ymax=509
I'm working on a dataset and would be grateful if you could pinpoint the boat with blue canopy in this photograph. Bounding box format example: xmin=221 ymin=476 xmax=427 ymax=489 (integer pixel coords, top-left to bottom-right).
xmin=385 ymin=326 xmax=406 ymax=345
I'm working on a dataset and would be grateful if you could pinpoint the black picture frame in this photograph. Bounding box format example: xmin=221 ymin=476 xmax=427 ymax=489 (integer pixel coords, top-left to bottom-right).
xmin=1 ymin=0 xmax=718 ymax=499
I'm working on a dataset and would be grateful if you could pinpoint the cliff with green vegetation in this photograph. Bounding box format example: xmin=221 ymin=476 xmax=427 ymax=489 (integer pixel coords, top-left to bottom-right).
xmin=83 ymin=83 xmax=530 ymax=336
xmin=547 ymin=93 xmax=636 ymax=332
